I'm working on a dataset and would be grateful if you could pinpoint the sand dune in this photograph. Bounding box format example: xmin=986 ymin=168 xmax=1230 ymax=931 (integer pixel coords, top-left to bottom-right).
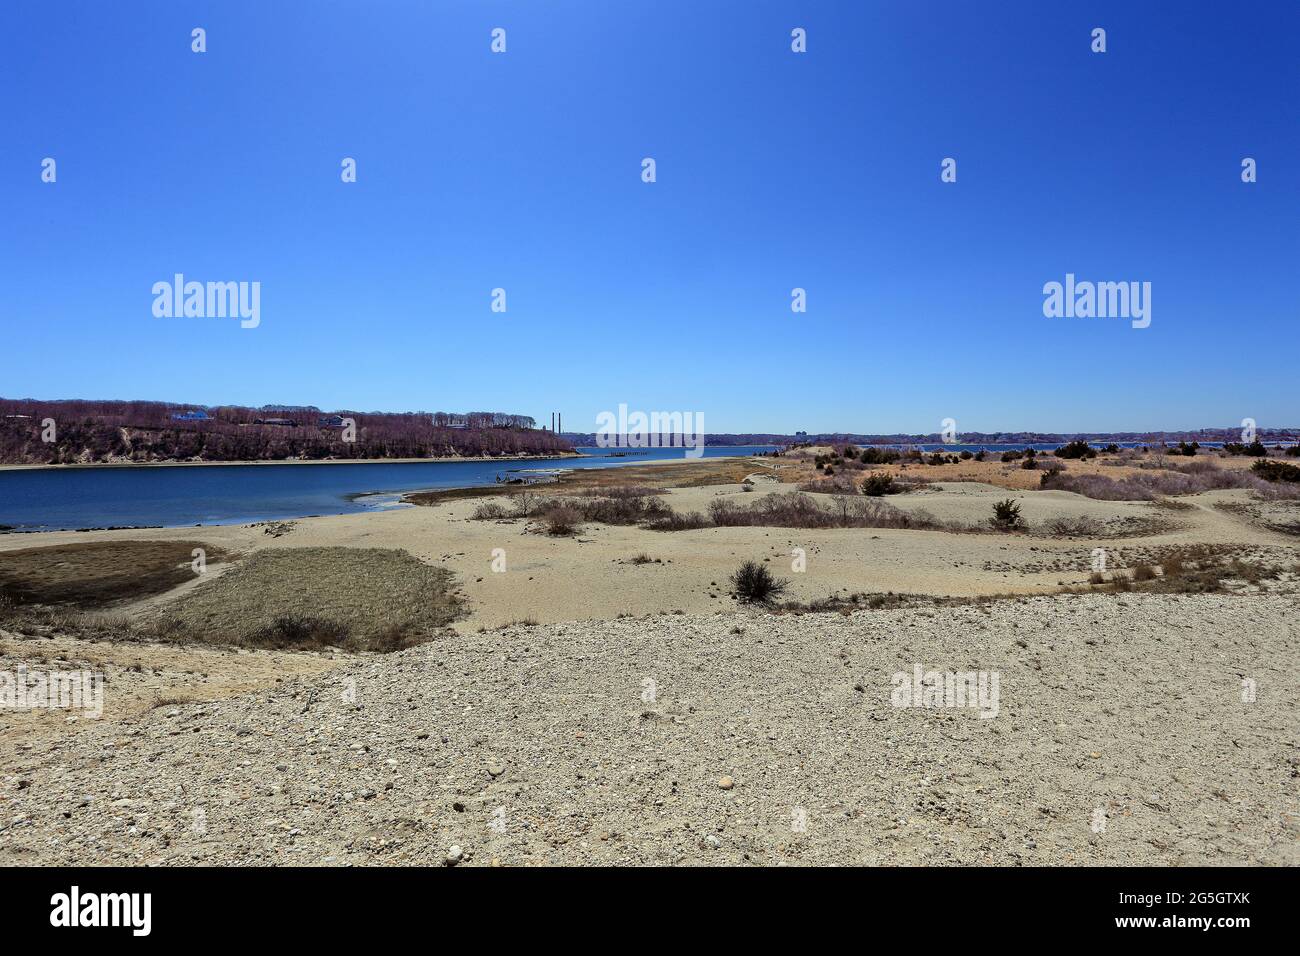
xmin=5 ymin=473 xmax=1292 ymax=629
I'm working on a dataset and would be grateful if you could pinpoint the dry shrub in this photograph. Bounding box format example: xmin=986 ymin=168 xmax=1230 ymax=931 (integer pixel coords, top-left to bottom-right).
xmin=471 ymin=501 xmax=509 ymax=520
xmin=707 ymin=492 xmax=940 ymax=530
xmin=861 ymin=473 xmax=898 ymax=496
xmin=730 ymin=560 xmax=789 ymax=604
xmin=542 ymin=504 xmax=582 ymax=536
xmin=571 ymin=492 xmax=671 ymax=524
xmin=508 ymin=491 xmax=542 ymax=517
xmin=1171 ymin=459 xmax=1219 ymax=474
xmin=246 ymin=614 xmax=351 ymax=650
xmin=645 ymin=510 xmax=710 ymax=531
xmin=1255 ymin=482 xmax=1300 ymax=501
xmin=246 ymin=615 xmax=432 ymax=654
xmin=369 ymin=622 xmax=429 ymax=653
xmin=575 ymin=485 xmax=661 ymax=499
xmin=1230 ymin=559 xmax=1265 ymax=584
xmin=532 ymin=490 xmax=672 ymax=526
xmin=799 ymin=473 xmax=862 ymax=495
xmin=1040 ymin=465 xmax=1276 ymax=501
xmin=1160 ymin=554 xmax=1186 ymax=577
xmin=891 ymin=472 xmax=932 ymax=490
xmin=1044 ymin=515 xmax=1103 ymax=537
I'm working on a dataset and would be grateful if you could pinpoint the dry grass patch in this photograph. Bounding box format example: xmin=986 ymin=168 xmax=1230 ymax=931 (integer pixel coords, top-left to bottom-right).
xmin=164 ymin=547 xmax=463 ymax=651
xmin=1213 ymin=500 xmax=1300 ymax=537
xmin=0 ymin=540 xmax=227 ymax=609
xmin=1084 ymin=545 xmax=1293 ymax=594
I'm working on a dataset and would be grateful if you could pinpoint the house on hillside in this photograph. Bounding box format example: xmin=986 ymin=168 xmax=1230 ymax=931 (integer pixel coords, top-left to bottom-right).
xmin=317 ymin=415 xmax=347 ymax=427
xmin=171 ymin=410 xmax=211 ymax=421
xmin=254 ymin=418 xmax=297 ymax=427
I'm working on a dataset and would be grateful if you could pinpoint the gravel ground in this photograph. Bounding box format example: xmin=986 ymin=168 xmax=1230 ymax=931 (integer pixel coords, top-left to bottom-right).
xmin=2 ymin=592 xmax=1296 ymax=866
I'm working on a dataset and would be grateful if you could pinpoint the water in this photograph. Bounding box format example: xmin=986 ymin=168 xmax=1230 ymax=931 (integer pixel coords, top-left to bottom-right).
xmin=0 ymin=446 xmax=778 ymax=532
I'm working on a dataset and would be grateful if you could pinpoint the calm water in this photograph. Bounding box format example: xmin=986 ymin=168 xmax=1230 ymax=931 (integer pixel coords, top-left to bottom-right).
xmin=0 ymin=446 xmax=778 ymax=532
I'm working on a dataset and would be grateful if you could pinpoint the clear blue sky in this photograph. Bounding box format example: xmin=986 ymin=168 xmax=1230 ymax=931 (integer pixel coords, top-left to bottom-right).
xmin=3 ymin=1 xmax=1296 ymax=434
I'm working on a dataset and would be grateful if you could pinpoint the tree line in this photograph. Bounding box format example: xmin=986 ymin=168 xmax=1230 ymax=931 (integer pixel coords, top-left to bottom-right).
xmin=0 ymin=399 xmax=570 ymax=464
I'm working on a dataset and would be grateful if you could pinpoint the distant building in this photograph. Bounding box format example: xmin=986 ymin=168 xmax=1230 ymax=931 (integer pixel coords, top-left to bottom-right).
xmin=171 ymin=410 xmax=210 ymax=421
xmin=795 ymin=430 xmax=808 ymax=438
xmin=317 ymin=415 xmax=346 ymax=427
xmin=254 ymin=418 xmax=297 ymax=427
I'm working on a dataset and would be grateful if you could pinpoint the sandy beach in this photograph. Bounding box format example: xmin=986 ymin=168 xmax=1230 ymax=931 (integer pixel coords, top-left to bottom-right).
xmin=5 ymin=452 xmax=1295 ymax=627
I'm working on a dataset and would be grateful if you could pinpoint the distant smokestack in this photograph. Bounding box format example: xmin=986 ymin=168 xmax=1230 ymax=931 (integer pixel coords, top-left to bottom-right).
xmin=551 ymin=412 xmax=554 ymax=432
xmin=558 ymin=413 xmax=561 ymax=435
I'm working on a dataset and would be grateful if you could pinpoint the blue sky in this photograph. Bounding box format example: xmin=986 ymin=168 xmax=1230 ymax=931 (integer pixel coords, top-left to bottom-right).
xmin=3 ymin=1 xmax=1296 ymax=434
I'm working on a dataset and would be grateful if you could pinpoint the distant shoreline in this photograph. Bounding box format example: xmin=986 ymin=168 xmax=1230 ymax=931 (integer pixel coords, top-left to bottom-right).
xmin=0 ymin=451 xmax=586 ymax=473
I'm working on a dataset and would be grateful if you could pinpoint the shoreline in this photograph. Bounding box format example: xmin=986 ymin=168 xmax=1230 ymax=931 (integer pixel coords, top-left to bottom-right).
xmin=1 ymin=454 xmax=766 ymax=533
xmin=0 ymin=451 xmax=586 ymax=472
xmin=400 ymin=454 xmax=767 ymax=506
